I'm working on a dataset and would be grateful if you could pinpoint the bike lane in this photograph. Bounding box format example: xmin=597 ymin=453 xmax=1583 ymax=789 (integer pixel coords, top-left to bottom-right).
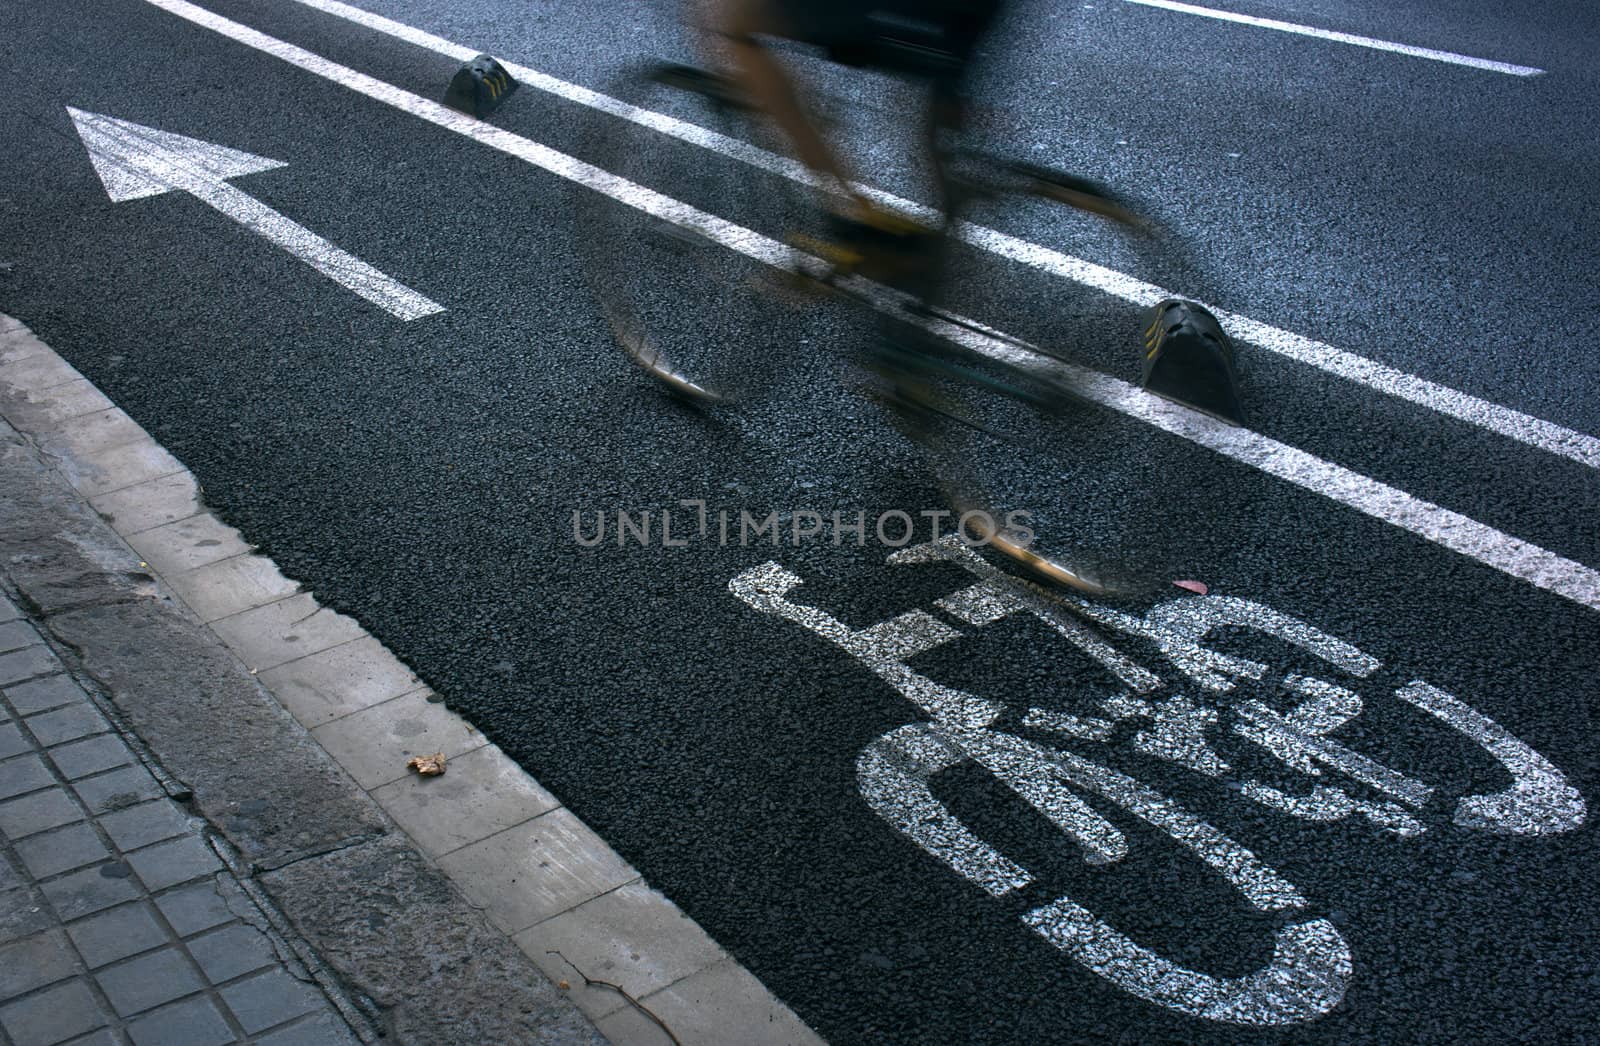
xmin=0 ymin=1 xmax=1596 ymax=1043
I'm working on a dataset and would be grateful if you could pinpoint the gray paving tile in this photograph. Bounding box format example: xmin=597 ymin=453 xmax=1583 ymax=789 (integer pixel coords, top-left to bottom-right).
xmin=258 ymin=636 xmax=423 ymax=729
xmin=0 ymin=596 xmax=18 ymax=622
xmin=36 ymin=408 xmax=149 ymax=462
xmin=252 ymin=1009 xmax=360 ymax=1045
xmin=437 ymin=810 xmax=639 ymax=935
xmin=126 ymin=835 xmax=221 ymax=893
xmin=373 ymin=743 xmax=559 ymax=856
xmin=0 ymin=929 xmax=79 ymax=997
xmin=25 ymin=703 xmax=110 ymax=747
xmin=0 ymin=722 xmax=27 ymax=761
xmin=609 ymin=959 xmax=823 ymax=1046
xmin=1 ymin=673 xmax=87 ymax=715
xmin=126 ymin=994 xmax=235 ymax=1046
xmin=66 ymin=902 xmax=169 ymax=969
xmin=187 ymin=922 xmax=277 ymax=984
xmin=310 ymin=689 xmax=483 ymax=791
xmin=0 ymin=326 xmax=49 ymax=366
xmin=154 ymin=880 xmax=234 ymax=938
xmin=0 ymin=851 xmax=19 ymax=892
xmin=0 ymin=787 xmax=86 ymax=839
xmin=59 ymin=438 xmax=186 ymax=500
xmin=97 ymin=801 xmax=188 ymax=852
xmin=95 ymin=945 xmax=205 ymax=1018
xmin=62 ymin=1028 xmax=123 ymax=1046
xmin=0 ymin=644 xmax=59 ymax=687
xmin=0 ymin=884 xmax=56 ymax=945
xmin=0 ymin=753 xmax=55 ymax=802
xmin=0 ymin=977 xmax=108 ymax=1045
xmin=0 ymin=349 xmax=82 ymax=391
xmin=89 ymin=471 xmax=203 ymax=538
xmin=208 ymin=594 xmax=363 ymax=671
xmin=219 ymin=967 xmax=323 ymax=1034
xmin=72 ymin=766 xmax=161 ymax=816
xmin=126 ymin=514 xmax=250 ymax=579
xmin=15 ymin=822 xmax=111 ymax=879
xmin=0 ymin=620 xmax=40 ymax=656
xmin=517 ymin=880 xmax=726 ymax=1019
xmin=47 ymin=735 xmax=134 ymax=782
xmin=4 ymin=377 xmax=115 ymax=432
xmin=163 ymin=556 xmax=300 ymax=625
xmin=41 ymin=863 xmax=141 ymax=921
xmin=592 ymin=1004 xmax=675 ymax=1046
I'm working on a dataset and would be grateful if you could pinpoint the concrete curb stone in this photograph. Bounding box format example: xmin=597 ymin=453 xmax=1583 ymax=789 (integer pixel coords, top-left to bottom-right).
xmin=0 ymin=313 xmax=824 ymax=1044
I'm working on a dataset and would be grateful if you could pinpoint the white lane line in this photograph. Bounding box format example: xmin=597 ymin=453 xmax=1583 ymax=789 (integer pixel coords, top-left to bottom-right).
xmin=1122 ymin=0 xmax=1544 ymax=78
xmin=280 ymin=0 xmax=1598 ymax=471
xmin=135 ymin=0 xmax=1600 ymax=613
xmin=918 ymin=309 xmax=1600 ymax=612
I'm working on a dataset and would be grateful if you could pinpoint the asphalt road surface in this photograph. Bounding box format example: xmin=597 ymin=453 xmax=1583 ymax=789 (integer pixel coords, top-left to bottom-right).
xmin=2 ymin=0 xmax=1597 ymax=1041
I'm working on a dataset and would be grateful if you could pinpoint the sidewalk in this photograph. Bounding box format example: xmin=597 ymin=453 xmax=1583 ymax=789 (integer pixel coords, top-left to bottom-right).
xmin=1 ymin=597 xmax=363 ymax=1045
xmin=0 ymin=315 xmax=612 ymax=1044
xmin=0 ymin=311 xmax=820 ymax=1046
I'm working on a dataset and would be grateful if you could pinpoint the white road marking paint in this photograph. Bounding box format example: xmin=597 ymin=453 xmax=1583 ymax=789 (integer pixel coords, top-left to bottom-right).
xmin=1396 ymin=680 xmax=1586 ymax=834
xmin=729 ymin=539 xmax=1587 ymax=1020
xmin=140 ymin=0 xmax=1600 ymax=612
xmin=1025 ymin=901 xmax=1352 ymax=1025
xmin=285 ymin=0 xmax=1598 ymax=471
xmin=732 ymin=552 xmax=1350 ymax=1025
xmin=910 ymin=304 xmax=1600 ymax=613
xmin=729 ymin=561 xmax=999 ymax=728
xmin=858 ymin=724 xmax=1037 ymax=896
xmin=882 ymin=539 xmax=1586 ymax=841
xmin=1122 ymin=0 xmax=1545 ymax=77
xmin=66 ymin=108 xmax=442 ymax=322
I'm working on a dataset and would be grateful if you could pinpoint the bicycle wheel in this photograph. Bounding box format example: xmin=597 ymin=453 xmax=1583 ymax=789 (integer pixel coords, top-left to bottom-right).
xmin=953 ymin=147 xmax=1208 ymax=270
xmin=573 ymin=62 xmax=805 ymax=404
xmin=863 ymin=319 xmax=1147 ymax=598
xmin=892 ymin=159 xmax=1220 ymax=599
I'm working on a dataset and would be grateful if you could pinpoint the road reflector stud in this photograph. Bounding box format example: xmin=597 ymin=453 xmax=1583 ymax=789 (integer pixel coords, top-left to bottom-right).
xmin=1141 ymin=298 xmax=1247 ymax=426
xmin=443 ymin=54 xmax=519 ymax=119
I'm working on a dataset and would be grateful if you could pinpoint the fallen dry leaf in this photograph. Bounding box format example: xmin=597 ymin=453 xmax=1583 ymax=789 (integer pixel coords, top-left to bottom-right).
xmin=406 ymin=752 xmax=447 ymax=776
xmin=558 ymin=980 xmax=571 ymax=991
xmin=1172 ymin=579 xmax=1209 ymax=595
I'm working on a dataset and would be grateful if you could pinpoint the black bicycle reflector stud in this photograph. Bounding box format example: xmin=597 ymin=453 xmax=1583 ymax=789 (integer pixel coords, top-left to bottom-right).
xmin=1141 ymin=298 xmax=1247 ymax=426
xmin=443 ymin=54 xmax=519 ymax=119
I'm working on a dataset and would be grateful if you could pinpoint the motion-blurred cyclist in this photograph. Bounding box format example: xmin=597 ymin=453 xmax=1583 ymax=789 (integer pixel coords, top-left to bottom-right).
xmin=702 ymin=0 xmax=1006 ymax=285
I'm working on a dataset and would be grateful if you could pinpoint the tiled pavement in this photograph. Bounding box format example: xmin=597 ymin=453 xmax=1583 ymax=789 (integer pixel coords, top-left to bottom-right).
xmin=0 ymin=595 xmax=360 ymax=1046
xmin=0 ymin=315 xmax=822 ymax=1044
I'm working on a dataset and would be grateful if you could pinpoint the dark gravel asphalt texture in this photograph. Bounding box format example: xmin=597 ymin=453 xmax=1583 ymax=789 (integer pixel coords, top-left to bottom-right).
xmin=2 ymin=0 xmax=1597 ymax=1042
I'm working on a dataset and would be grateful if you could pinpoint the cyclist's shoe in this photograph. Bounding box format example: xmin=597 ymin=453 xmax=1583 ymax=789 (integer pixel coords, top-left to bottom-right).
xmin=791 ymin=204 xmax=941 ymax=293
xmin=829 ymin=206 xmax=941 ymax=290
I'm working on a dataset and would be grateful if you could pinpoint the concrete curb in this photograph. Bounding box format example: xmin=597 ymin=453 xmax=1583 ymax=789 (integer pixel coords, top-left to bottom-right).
xmin=0 ymin=315 xmax=823 ymax=1045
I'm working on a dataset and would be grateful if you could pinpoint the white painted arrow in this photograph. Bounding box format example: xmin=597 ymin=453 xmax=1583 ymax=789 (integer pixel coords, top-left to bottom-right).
xmin=68 ymin=107 xmax=443 ymax=321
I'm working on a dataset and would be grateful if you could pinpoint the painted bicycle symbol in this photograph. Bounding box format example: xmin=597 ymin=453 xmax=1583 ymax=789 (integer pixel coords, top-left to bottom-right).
xmin=729 ymin=537 xmax=1585 ymax=1026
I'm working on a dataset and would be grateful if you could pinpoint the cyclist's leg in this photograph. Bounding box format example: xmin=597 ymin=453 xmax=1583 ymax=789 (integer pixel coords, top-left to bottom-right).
xmin=706 ymin=0 xmax=871 ymax=216
xmin=922 ymin=0 xmax=1006 ymax=218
